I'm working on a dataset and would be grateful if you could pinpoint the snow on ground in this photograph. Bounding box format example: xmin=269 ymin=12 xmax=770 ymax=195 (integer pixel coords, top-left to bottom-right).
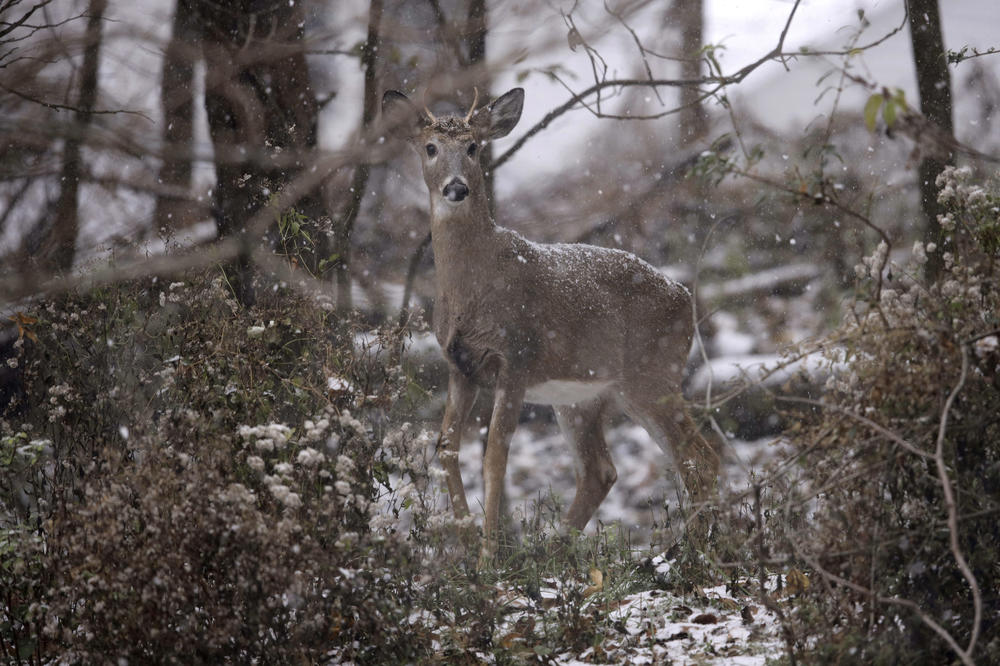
xmin=456 ymin=417 xmax=778 ymax=544
xmin=589 ymin=584 xmax=785 ymax=665
xmin=688 ymin=350 xmax=831 ymax=397
xmin=457 ymin=569 xmax=787 ymax=665
xmin=362 ymin=312 xmax=794 ymax=544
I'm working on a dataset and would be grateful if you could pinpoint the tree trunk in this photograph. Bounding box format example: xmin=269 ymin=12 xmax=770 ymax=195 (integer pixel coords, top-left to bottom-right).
xmin=465 ymin=0 xmax=495 ymax=216
xmin=153 ymin=0 xmax=198 ymax=234
xmin=37 ymin=0 xmax=107 ymax=272
xmin=907 ymin=0 xmax=953 ymax=281
xmin=333 ymin=0 xmax=383 ymax=313
xmin=675 ymin=0 xmax=707 ymax=146
xmin=197 ymin=0 xmax=325 ymax=305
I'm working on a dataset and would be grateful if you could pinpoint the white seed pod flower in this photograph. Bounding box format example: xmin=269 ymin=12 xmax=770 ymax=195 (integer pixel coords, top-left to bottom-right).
xmin=297 ymin=447 xmax=325 ymax=467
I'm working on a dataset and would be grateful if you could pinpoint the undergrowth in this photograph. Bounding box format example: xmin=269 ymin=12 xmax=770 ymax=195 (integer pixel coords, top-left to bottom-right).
xmin=760 ymin=166 xmax=1000 ymax=664
xmin=2 ymin=169 xmax=996 ymax=664
xmin=0 ymin=267 xmax=736 ymax=664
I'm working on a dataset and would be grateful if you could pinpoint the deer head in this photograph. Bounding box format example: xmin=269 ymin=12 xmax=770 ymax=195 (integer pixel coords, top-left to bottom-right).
xmin=381 ymin=88 xmax=523 ymax=207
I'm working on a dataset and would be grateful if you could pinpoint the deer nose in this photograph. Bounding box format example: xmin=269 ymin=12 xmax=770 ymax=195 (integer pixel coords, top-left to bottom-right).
xmin=442 ymin=177 xmax=469 ymax=202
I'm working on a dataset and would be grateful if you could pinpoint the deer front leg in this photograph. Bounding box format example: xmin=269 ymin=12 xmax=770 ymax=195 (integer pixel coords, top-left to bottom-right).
xmin=439 ymin=369 xmax=478 ymax=518
xmin=480 ymin=383 xmax=524 ymax=564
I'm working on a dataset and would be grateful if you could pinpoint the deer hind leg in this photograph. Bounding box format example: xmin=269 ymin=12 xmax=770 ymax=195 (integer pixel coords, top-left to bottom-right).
xmin=623 ymin=387 xmax=719 ymax=509
xmin=554 ymin=399 xmax=617 ymax=531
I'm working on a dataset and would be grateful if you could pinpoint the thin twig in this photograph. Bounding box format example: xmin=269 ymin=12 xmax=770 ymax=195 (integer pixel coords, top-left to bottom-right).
xmin=398 ymin=231 xmax=432 ymax=329
xmin=754 ymin=484 xmax=797 ymax=665
xmin=796 ymin=549 xmax=974 ymax=666
xmin=777 ymin=395 xmax=932 ymax=460
xmin=492 ymin=0 xmax=803 ymax=169
xmin=933 ymin=345 xmax=981 ymax=656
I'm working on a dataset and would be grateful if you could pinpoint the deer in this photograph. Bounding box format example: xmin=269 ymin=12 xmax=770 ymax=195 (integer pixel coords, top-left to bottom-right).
xmin=381 ymin=87 xmax=720 ymax=561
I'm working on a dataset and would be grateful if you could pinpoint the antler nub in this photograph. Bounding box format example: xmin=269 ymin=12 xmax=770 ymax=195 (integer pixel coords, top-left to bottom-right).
xmin=464 ymin=87 xmax=479 ymax=123
xmin=422 ymin=91 xmax=437 ymax=123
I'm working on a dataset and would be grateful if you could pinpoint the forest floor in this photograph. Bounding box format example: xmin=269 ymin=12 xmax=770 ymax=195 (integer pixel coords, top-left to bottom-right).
xmin=381 ymin=322 xmax=798 ymax=664
xmin=463 ymin=573 xmax=785 ymax=665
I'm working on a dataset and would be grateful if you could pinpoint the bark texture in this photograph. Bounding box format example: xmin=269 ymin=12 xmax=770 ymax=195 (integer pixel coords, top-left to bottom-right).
xmin=35 ymin=0 xmax=107 ymax=272
xmin=907 ymin=0 xmax=954 ymax=280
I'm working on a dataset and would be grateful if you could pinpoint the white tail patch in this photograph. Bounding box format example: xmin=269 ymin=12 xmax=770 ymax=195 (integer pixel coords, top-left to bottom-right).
xmin=525 ymin=379 xmax=613 ymax=406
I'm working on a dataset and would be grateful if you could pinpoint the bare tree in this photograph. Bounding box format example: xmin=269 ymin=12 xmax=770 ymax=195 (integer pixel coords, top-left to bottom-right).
xmin=197 ymin=0 xmax=325 ymax=305
xmin=332 ymin=0 xmax=383 ymax=312
xmin=152 ymin=0 xmax=199 ymax=235
xmin=29 ymin=0 xmax=107 ymax=273
xmin=671 ymin=0 xmax=708 ymax=145
xmin=907 ymin=0 xmax=953 ymax=280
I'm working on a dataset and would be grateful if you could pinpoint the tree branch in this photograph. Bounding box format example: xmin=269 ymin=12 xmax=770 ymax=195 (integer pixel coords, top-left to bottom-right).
xmin=492 ymin=0 xmax=804 ymax=169
xmin=933 ymin=344 xmax=981 ymax=656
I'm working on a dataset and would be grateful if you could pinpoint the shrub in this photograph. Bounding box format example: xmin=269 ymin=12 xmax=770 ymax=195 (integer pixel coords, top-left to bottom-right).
xmin=0 ymin=272 xmax=449 ymax=663
xmin=769 ymin=166 xmax=1000 ymax=664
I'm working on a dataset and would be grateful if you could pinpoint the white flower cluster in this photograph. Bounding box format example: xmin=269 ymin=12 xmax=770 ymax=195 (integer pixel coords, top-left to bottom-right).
xmin=335 ymin=454 xmax=355 ymax=485
xmin=296 ymin=447 xmax=325 ymax=466
xmin=46 ymin=382 xmax=76 ymax=422
xmin=236 ymin=417 xmax=337 ymax=511
xmin=855 ymin=240 xmax=889 ymax=281
xmin=935 ymin=165 xmax=973 ymax=204
xmin=313 ymin=445 xmax=369 ymax=515
xmin=911 ymin=240 xmax=936 ymax=265
xmin=303 ymin=417 xmax=330 ymax=441
xmin=267 ymin=481 xmax=302 ymax=509
xmin=936 ymin=165 xmax=999 ymax=225
xmin=338 ymin=410 xmax=367 ymax=438
xmin=380 ymin=422 xmax=435 ymax=473
xmin=828 ymin=166 xmax=999 ymax=401
xmin=238 ymin=423 xmax=293 ymax=452
xmin=363 ymin=422 xmax=457 ymax=535
xmin=935 ymin=165 xmax=992 ymax=207
xmin=974 ymin=335 xmax=999 ymax=362
xmin=217 ymin=482 xmax=256 ymax=505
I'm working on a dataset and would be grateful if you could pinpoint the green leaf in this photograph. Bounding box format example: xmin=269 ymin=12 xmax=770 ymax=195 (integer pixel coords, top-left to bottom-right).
xmin=863 ymin=93 xmax=884 ymax=132
xmin=891 ymin=87 xmax=908 ymax=110
xmin=883 ymin=99 xmax=897 ymax=129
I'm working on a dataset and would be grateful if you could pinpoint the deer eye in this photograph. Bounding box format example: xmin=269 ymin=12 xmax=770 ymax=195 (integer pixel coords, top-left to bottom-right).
xmin=425 ymin=143 xmax=437 ymax=158
xmin=467 ymin=142 xmax=478 ymax=157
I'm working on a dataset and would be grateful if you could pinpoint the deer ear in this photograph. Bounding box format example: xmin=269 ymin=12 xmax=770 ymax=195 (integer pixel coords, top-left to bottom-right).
xmin=473 ymin=88 xmax=523 ymax=140
xmin=381 ymin=90 xmax=430 ymax=139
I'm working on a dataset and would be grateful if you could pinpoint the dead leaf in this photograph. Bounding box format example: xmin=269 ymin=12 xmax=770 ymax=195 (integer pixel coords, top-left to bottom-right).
xmin=692 ymin=613 xmax=719 ymax=625
xmin=785 ymin=568 xmax=810 ymax=595
xmin=567 ymin=26 xmax=583 ymax=52
xmin=741 ymin=605 xmax=756 ymax=625
xmin=583 ymin=567 xmax=604 ymax=597
xmin=717 ymin=597 xmax=740 ymax=611
xmin=10 ymin=312 xmax=38 ymax=343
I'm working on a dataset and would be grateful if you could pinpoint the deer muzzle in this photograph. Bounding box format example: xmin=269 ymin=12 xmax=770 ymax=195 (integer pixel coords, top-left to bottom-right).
xmin=442 ymin=177 xmax=470 ymax=203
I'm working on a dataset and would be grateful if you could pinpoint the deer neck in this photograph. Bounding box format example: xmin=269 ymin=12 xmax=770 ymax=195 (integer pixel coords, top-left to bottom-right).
xmin=429 ymin=191 xmax=502 ymax=289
